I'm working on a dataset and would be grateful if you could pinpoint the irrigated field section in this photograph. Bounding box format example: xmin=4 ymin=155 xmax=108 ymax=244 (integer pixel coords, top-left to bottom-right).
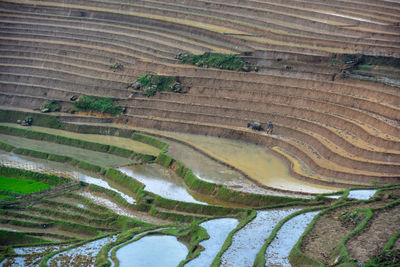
xmin=0 ymin=0 xmax=399 ymax=266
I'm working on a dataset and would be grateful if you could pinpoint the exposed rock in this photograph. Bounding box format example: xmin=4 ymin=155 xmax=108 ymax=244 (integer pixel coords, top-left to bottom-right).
xmin=21 ymin=118 xmax=33 ymax=126
xmin=173 ymin=82 xmax=183 ymax=93
xmin=132 ymin=81 xmax=141 ymax=90
xmin=242 ymin=65 xmax=251 ymax=72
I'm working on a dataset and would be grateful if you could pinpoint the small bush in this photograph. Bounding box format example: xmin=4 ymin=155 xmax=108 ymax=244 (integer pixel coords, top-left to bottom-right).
xmin=109 ymin=63 xmax=123 ymax=71
xmin=74 ymin=96 xmax=123 ymax=115
xmin=365 ymin=249 xmax=400 ymax=267
xmin=41 ymin=100 xmax=61 ymax=112
xmin=134 ymin=74 xmax=182 ymax=97
xmin=177 ymin=52 xmax=251 ymax=71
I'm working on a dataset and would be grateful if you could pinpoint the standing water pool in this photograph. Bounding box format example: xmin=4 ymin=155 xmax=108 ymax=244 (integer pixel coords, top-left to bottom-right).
xmin=116 ymin=235 xmax=188 ymax=267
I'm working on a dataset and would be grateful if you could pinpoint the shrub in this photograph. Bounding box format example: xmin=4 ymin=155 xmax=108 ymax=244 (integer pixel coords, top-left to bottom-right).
xmin=109 ymin=63 xmax=123 ymax=71
xmin=177 ymin=52 xmax=251 ymax=71
xmin=365 ymin=249 xmax=400 ymax=267
xmin=41 ymin=100 xmax=61 ymax=112
xmin=134 ymin=74 xmax=182 ymax=97
xmin=74 ymin=96 xmax=123 ymax=115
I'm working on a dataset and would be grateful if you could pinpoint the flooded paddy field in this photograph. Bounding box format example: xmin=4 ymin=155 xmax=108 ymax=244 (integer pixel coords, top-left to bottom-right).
xmin=265 ymin=211 xmax=319 ymax=266
xmin=119 ymin=164 xmax=206 ymax=204
xmin=134 ymin=128 xmax=338 ymax=195
xmin=186 ymin=218 xmax=239 ymax=267
xmin=0 ymin=134 xmax=133 ymax=168
xmin=220 ymin=208 xmax=300 ymax=266
xmin=1 ymin=243 xmax=71 ymax=267
xmin=0 ymin=123 xmax=160 ymax=156
xmin=347 ymin=189 xmax=377 ymax=200
xmin=49 ymin=235 xmax=117 ymax=267
xmin=0 ymin=153 xmax=136 ymax=204
xmin=116 ymin=235 xmax=188 ymax=267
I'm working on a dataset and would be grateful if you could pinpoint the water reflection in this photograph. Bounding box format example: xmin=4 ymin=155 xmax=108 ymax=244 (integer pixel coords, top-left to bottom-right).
xmin=265 ymin=211 xmax=319 ymax=266
xmin=221 ymin=209 xmax=299 ymax=266
xmin=119 ymin=164 xmax=206 ymax=204
xmin=186 ymin=218 xmax=238 ymax=267
xmin=116 ymin=235 xmax=188 ymax=267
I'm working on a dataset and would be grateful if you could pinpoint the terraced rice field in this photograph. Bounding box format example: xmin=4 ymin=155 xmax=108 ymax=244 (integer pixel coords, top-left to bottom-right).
xmin=0 ymin=0 xmax=399 ymax=266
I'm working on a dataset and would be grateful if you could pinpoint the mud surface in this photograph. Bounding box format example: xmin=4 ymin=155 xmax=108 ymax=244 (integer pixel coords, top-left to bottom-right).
xmin=137 ymin=128 xmax=337 ymax=194
xmin=301 ymin=201 xmax=390 ymax=265
xmin=347 ymin=204 xmax=400 ymax=263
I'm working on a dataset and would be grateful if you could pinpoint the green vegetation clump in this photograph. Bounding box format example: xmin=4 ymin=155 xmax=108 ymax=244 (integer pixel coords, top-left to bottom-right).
xmin=177 ymin=52 xmax=251 ymax=71
xmin=0 ymin=230 xmax=49 ymax=246
xmin=365 ymin=249 xmax=400 ymax=267
xmin=109 ymin=62 xmax=124 ymax=71
xmin=74 ymin=96 xmax=123 ymax=115
xmin=132 ymin=74 xmax=183 ymax=97
xmin=0 ymin=176 xmax=52 ymax=194
xmin=40 ymin=100 xmax=61 ymax=113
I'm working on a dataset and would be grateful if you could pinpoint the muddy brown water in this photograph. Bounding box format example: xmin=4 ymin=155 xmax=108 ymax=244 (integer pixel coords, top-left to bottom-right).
xmin=134 ymin=128 xmax=338 ymax=194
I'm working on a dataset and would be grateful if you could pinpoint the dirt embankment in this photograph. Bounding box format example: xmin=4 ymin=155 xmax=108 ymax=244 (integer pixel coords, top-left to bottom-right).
xmin=300 ymin=200 xmax=392 ymax=265
xmin=347 ymin=203 xmax=400 ymax=263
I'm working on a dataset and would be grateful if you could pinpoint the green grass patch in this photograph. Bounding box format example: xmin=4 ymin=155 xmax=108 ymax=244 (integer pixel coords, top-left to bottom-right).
xmin=178 ymin=52 xmax=250 ymax=71
xmin=0 ymin=175 xmax=51 ymax=194
xmin=131 ymin=132 xmax=168 ymax=151
xmin=0 ymin=140 xmax=15 ymax=152
xmin=74 ymin=96 xmax=123 ymax=115
xmin=0 ymin=166 xmax=68 ymax=185
xmin=0 ymin=230 xmax=50 ymax=246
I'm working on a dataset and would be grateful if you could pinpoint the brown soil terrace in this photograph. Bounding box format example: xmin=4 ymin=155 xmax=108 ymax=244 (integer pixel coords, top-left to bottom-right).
xmin=0 ymin=0 xmax=399 ymax=191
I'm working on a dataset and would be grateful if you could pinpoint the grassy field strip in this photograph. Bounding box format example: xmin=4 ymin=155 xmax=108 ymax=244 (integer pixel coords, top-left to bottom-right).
xmin=0 ymin=123 xmax=160 ymax=156
xmin=0 ymin=175 xmax=51 ymax=194
xmin=0 ymin=134 xmax=133 ymax=168
xmin=0 ymin=154 xmax=136 ymax=204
